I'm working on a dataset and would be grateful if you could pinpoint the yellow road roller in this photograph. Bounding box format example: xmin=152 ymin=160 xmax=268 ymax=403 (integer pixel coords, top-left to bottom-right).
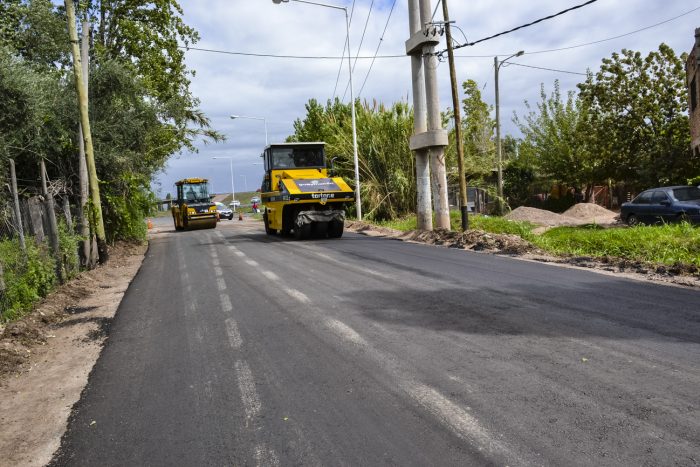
xmin=261 ymin=142 xmax=354 ymax=239
xmin=171 ymin=178 xmax=218 ymax=231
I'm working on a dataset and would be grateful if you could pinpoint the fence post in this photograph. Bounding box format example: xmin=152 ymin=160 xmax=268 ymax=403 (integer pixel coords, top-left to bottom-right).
xmin=40 ymin=160 xmax=64 ymax=284
xmin=9 ymin=159 xmax=26 ymax=252
xmin=0 ymin=259 xmax=5 ymax=317
xmin=62 ymin=196 xmax=73 ymax=231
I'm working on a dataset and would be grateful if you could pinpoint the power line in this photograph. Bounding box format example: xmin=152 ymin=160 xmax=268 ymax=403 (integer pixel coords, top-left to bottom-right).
xmin=358 ymin=0 xmax=398 ymax=98
xmin=437 ymin=0 xmax=600 ymax=56
xmin=431 ymin=0 xmax=442 ymax=21
xmin=510 ymin=5 xmax=700 ymax=56
xmin=507 ymin=62 xmax=587 ymax=76
xmin=332 ymin=0 xmax=356 ymax=100
xmin=179 ymin=6 xmax=699 ymax=61
xmin=342 ymin=0 xmax=375 ymax=101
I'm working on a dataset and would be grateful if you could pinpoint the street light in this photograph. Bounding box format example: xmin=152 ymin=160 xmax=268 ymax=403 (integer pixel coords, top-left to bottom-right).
xmin=272 ymin=0 xmax=362 ymax=220
xmin=494 ymin=50 xmax=524 ymax=215
xmin=212 ymin=156 xmax=236 ymax=210
xmin=230 ymin=114 xmax=268 ymax=147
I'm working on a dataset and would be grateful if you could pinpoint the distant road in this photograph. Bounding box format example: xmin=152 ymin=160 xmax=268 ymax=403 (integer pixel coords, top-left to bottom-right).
xmin=52 ymin=217 xmax=700 ymax=466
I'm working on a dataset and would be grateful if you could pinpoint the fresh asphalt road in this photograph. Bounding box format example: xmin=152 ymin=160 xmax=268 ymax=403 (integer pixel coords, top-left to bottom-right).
xmin=52 ymin=217 xmax=700 ymax=466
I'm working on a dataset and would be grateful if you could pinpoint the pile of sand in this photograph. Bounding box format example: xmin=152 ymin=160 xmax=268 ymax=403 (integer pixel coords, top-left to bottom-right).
xmin=505 ymin=206 xmax=577 ymax=226
xmin=506 ymin=204 xmax=620 ymax=227
xmin=563 ymin=203 xmax=618 ymax=221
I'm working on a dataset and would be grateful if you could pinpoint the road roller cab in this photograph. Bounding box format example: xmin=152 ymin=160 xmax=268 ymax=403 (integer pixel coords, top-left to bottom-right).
xmin=260 ymin=142 xmax=353 ymax=239
xmin=172 ymin=178 xmax=218 ymax=231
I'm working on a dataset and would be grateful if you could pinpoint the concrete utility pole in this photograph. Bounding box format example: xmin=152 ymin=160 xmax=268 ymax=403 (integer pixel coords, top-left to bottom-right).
xmin=420 ymin=0 xmax=450 ymax=230
xmin=65 ymin=0 xmax=108 ymax=263
xmin=406 ymin=0 xmax=432 ymax=230
xmin=407 ymin=0 xmax=450 ymax=230
xmin=441 ymin=0 xmax=468 ymax=231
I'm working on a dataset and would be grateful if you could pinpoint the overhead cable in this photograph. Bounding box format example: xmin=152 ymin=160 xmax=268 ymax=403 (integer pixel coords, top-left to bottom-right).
xmin=180 ymin=6 xmax=698 ymax=61
xmin=507 ymin=62 xmax=587 ymax=76
xmin=341 ymin=0 xmax=375 ymax=101
xmin=508 ymin=5 xmax=700 ymax=56
xmin=332 ymin=0 xmax=356 ymax=100
xmin=358 ymin=0 xmax=398 ymax=97
xmin=436 ymin=0 xmax=600 ymax=56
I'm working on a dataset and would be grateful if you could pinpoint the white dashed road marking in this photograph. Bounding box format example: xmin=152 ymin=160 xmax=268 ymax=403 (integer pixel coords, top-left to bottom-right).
xmin=245 ymin=259 xmax=259 ymax=267
xmin=283 ymin=288 xmax=310 ymax=304
xmin=234 ymin=360 xmax=261 ymax=421
xmin=220 ymin=294 xmax=233 ymax=312
xmin=261 ymin=270 xmax=279 ymax=281
xmin=225 ymin=318 xmax=242 ymax=349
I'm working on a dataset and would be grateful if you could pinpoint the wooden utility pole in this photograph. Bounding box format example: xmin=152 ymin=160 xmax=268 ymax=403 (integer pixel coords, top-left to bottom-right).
xmin=441 ymin=0 xmax=468 ymax=230
xmin=41 ymin=160 xmax=64 ymax=283
xmin=9 ymin=159 xmax=26 ymax=252
xmin=65 ymin=0 xmax=108 ymax=263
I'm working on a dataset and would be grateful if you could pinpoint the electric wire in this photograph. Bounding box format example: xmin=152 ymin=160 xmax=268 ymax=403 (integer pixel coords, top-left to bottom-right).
xmin=431 ymin=0 xmax=442 ymax=21
xmin=332 ymin=0 xmax=356 ymax=100
xmin=358 ymin=0 xmax=398 ymax=98
xmin=436 ymin=0 xmax=600 ymax=56
xmin=504 ymin=5 xmax=700 ymax=56
xmin=341 ymin=0 xmax=375 ymax=102
xmin=507 ymin=62 xmax=587 ymax=76
xmin=179 ymin=6 xmax=697 ymax=61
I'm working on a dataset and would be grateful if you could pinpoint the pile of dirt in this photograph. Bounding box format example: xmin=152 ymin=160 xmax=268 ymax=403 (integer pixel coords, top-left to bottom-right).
xmin=505 ymin=206 xmax=577 ymax=226
xmin=563 ymin=203 xmax=619 ymax=223
xmin=344 ymin=222 xmax=537 ymax=255
xmin=345 ymin=220 xmax=405 ymax=237
xmin=401 ymin=228 xmax=537 ymax=254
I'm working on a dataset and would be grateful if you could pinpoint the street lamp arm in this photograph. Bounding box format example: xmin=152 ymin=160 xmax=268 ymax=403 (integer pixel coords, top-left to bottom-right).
xmin=497 ymin=50 xmax=525 ymax=70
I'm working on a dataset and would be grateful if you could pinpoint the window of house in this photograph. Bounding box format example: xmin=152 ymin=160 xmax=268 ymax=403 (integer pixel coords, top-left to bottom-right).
xmin=692 ymin=76 xmax=698 ymax=112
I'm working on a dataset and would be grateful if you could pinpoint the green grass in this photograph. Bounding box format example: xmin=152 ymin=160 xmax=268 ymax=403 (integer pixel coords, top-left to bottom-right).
xmin=378 ymin=212 xmax=536 ymax=239
xmin=533 ymin=223 xmax=700 ymax=267
xmin=374 ymin=211 xmax=700 ymax=268
xmin=217 ymin=191 xmax=260 ymax=206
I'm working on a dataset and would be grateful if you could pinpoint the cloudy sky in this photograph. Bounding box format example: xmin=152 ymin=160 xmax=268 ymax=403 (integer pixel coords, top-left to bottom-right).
xmin=152 ymin=0 xmax=699 ymax=198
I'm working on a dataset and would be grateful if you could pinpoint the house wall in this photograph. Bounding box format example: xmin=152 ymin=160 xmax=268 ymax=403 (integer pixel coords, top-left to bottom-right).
xmin=687 ymin=28 xmax=700 ymax=157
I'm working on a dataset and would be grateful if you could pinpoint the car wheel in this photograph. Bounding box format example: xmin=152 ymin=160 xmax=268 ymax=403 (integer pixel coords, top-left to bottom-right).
xmin=626 ymin=214 xmax=639 ymax=226
xmin=263 ymin=213 xmax=276 ymax=235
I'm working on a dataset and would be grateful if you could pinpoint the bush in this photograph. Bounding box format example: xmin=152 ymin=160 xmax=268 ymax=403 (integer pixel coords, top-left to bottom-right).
xmin=0 ymin=238 xmax=56 ymax=322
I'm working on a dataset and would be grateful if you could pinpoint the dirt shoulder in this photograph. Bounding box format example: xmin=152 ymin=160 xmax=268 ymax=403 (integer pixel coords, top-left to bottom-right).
xmin=0 ymin=242 xmax=147 ymax=467
xmin=345 ymin=221 xmax=700 ymax=288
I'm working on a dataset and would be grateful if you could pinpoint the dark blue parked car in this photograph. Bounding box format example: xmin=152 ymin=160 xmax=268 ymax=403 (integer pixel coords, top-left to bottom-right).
xmin=620 ymin=186 xmax=700 ymax=225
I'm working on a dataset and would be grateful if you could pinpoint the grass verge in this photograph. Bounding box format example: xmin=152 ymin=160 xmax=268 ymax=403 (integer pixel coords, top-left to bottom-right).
xmin=376 ymin=212 xmax=700 ymax=268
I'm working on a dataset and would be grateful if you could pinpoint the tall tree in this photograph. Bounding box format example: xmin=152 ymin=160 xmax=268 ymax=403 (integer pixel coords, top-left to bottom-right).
xmin=290 ymin=98 xmax=415 ymax=221
xmin=577 ymin=44 xmax=695 ymax=188
xmin=460 ymin=79 xmax=495 ymax=179
xmin=514 ymin=81 xmax=598 ymax=197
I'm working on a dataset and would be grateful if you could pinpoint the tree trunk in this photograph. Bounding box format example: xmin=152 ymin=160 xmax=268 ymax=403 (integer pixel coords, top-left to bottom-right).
xmin=65 ymin=1 xmax=109 ymax=263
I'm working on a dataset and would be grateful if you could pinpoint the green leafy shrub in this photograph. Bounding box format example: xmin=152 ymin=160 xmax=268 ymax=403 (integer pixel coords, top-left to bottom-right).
xmin=58 ymin=219 xmax=80 ymax=280
xmin=0 ymin=238 xmax=56 ymax=322
xmin=103 ymin=173 xmax=156 ymax=242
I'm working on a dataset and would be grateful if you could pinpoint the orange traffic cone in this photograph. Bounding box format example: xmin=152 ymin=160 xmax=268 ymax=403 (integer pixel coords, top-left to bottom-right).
xmin=147 ymin=218 xmax=153 ymax=230
xmin=238 ymin=211 xmax=243 ymax=221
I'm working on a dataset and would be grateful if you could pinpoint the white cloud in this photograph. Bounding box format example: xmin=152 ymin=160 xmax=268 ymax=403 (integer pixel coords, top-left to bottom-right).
xmin=154 ymin=0 xmax=700 ymax=196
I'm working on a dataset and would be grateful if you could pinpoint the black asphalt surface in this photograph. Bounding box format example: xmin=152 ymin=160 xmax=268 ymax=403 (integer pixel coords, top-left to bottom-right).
xmin=51 ymin=217 xmax=700 ymax=466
